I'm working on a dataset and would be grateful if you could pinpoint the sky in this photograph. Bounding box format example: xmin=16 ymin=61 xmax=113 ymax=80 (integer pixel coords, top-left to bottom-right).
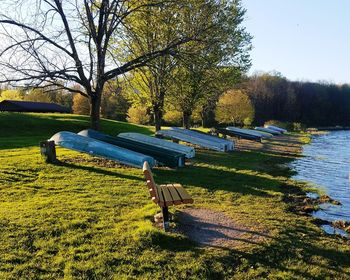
xmin=242 ymin=0 xmax=350 ymax=84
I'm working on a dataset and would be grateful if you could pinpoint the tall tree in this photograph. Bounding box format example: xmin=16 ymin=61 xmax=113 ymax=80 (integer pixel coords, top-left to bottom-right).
xmin=124 ymin=0 xmax=248 ymax=130
xmin=122 ymin=1 xmax=188 ymax=130
xmin=167 ymin=0 xmax=252 ymax=128
xmin=0 ymin=0 xmax=198 ymax=129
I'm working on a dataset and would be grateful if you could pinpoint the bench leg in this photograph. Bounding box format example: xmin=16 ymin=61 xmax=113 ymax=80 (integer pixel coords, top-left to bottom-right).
xmin=161 ymin=206 xmax=169 ymax=231
xmin=40 ymin=140 xmax=57 ymax=163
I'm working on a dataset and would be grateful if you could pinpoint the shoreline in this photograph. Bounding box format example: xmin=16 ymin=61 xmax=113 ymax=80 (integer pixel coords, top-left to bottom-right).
xmin=235 ymin=132 xmax=350 ymax=238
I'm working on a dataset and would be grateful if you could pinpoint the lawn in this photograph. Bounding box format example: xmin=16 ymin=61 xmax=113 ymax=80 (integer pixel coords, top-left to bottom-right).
xmin=0 ymin=112 xmax=349 ymax=279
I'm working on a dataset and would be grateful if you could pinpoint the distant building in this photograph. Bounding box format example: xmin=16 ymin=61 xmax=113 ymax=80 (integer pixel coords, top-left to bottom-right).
xmin=0 ymin=100 xmax=70 ymax=113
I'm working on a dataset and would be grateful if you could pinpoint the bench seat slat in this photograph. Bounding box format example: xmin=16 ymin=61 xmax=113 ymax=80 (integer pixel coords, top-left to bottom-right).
xmin=173 ymin=184 xmax=194 ymax=204
xmin=160 ymin=185 xmax=174 ymax=207
xmin=164 ymin=184 xmax=183 ymax=205
xmin=155 ymin=184 xmax=166 ymax=207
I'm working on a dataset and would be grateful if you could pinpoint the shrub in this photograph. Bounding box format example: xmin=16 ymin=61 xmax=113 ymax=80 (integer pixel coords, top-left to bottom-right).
xmin=72 ymin=94 xmax=90 ymax=115
xmin=264 ymin=120 xmax=306 ymax=132
xmin=264 ymin=120 xmax=288 ymax=129
xmin=215 ymin=90 xmax=254 ymax=125
xmin=0 ymin=89 xmax=25 ymax=101
xmin=243 ymin=117 xmax=253 ymax=127
xmin=127 ymin=106 xmax=149 ymax=125
xmin=163 ymin=110 xmax=182 ymax=126
xmin=292 ymin=122 xmax=306 ymax=132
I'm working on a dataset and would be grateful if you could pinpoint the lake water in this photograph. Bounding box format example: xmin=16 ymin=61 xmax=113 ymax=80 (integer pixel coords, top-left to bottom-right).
xmin=290 ymin=130 xmax=350 ymax=237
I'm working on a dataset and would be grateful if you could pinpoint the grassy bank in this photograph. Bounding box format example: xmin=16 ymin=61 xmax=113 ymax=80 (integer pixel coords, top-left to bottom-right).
xmin=0 ymin=113 xmax=349 ymax=279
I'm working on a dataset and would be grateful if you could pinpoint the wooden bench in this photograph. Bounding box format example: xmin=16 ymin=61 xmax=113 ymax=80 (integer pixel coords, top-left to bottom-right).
xmin=142 ymin=161 xmax=193 ymax=231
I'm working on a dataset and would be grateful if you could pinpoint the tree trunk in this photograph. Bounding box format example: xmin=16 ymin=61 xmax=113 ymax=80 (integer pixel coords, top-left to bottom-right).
xmin=90 ymin=94 xmax=101 ymax=130
xmin=200 ymin=109 xmax=206 ymax=128
xmin=183 ymin=110 xmax=191 ymax=129
xmin=153 ymin=105 xmax=163 ymax=131
xmin=153 ymin=89 xmax=165 ymax=131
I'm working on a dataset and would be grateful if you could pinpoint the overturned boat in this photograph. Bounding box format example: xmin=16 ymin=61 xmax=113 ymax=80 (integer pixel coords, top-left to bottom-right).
xmin=49 ymin=131 xmax=156 ymax=168
xmin=255 ymin=127 xmax=281 ymax=135
xmin=170 ymin=127 xmax=234 ymax=151
xmin=227 ymin=127 xmax=273 ymax=138
xmin=156 ymin=129 xmax=228 ymax=152
xmin=264 ymin=125 xmax=287 ymax=133
xmin=79 ymin=129 xmax=185 ymax=168
xmin=118 ymin=132 xmax=195 ymax=159
xmin=215 ymin=127 xmax=262 ymax=142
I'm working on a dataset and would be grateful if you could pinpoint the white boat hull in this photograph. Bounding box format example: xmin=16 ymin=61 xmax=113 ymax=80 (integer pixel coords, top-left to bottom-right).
xmin=170 ymin=127 xmax=234 ymax=151
xmin=156 ymin=129 xmax=228 ymax=152
xmin=264 ymin=125 xmax=287 ymax=133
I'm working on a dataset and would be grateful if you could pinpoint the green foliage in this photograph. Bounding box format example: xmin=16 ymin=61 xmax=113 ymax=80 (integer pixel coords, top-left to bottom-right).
xmin=25 ymin=87 xmax=73 ymax=109
xmin=0 ymin=89 xmax=25 ymax=101
xmin=215 ymin=90 xmax=254 ymax=125
xmin=127 ymin=106 xmax=149 ymax=125
xmin=163 ymin=110 xmax=182 ymax=126
xmin=72 ymin=94 xmax=90 ymax=116
xmin=243 ymin=117 xmax=253 ymax=127
xmin=292 ymin=122 xmax=306 ymax=132
xmin=167 ymin=0 xmax=252 ymax=128
xmin=264 ymin=120 xmax=289 ymax=129
xmin=123 ymin=0 xmax=251 ymax=130
xmin=101 ymin=83 xmax=129 ymax=121
xmin=25 ymin=88 xmax=53 ymax=103
xmin=264 ymin=120 xmax=306 ymax=132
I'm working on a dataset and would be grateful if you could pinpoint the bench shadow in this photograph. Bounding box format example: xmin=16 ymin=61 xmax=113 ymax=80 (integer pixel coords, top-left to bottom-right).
xmin=192 ymin=148 xmax=298 ymax=177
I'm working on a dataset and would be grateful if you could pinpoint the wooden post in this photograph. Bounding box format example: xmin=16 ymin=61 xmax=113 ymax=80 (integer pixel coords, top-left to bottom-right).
xmin=161 ymin=206 xmax=169 ymax=231
xmin=40 ymin=140 xmax=57 ymax=163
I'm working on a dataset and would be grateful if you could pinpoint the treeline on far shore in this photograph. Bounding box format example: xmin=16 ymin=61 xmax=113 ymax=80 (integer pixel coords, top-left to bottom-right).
xmin=242 ymin=73 xmax=350 ymax=128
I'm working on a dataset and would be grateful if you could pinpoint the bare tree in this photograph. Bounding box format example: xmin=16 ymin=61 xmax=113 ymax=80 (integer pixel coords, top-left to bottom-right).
xmin=0 ymin=0 xmax=194 ymax=129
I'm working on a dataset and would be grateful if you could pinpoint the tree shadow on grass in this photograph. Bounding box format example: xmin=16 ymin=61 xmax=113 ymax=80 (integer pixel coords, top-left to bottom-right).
xmin=58 ymin=161 xmax=143 ymax=182
xmin=241 ymin=223 xmax=350 ymax=279
xmin=154 ymin=164 xmax=287 ymax=198
xmin=191 ymin=149 xmax=298 ymax=177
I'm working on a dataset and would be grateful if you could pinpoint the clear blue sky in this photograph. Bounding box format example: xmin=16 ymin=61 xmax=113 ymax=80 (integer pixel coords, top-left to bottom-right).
xmin=242 ymin=0 xmax=350 ymax=84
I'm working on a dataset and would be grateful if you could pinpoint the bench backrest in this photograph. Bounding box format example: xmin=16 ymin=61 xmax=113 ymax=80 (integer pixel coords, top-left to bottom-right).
xmin=142 ymin=161 xmax=160 ymax=204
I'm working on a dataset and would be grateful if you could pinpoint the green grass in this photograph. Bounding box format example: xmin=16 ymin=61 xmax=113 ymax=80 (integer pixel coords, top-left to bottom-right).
xmin=0 ymin=112 xmax=349 ymax=279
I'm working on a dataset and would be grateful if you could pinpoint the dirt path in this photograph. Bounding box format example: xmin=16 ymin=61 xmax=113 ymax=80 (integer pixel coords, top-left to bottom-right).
xmin=175 ymin=208 xmax=268 ymax=249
